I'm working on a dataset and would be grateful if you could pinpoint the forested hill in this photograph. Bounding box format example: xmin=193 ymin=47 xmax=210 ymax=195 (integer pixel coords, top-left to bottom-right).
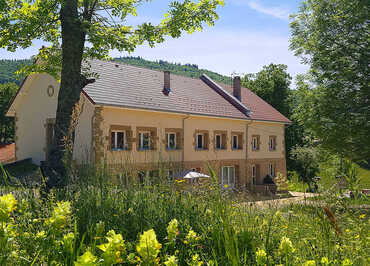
xmin=0 ymin=59 xmax=31 ymax=85
xmin=0 ymin=57 xmax=231 ymax=85
xmin=114 ymin=57 xmax=231 ymax=84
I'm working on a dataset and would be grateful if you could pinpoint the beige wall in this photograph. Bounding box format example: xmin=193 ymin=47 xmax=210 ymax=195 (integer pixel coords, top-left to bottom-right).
xmin=13 ymin=73 xmax=94 ymax=165
xmin=247 ymin=122 xmax=285 ymax=159
xmin=14 ymin=74 xmax=60 ymax=164
xmin=98 ymin=106 xmax=287 ymax=183
xmin=73 ymin=96 xmax=95 ymax=163
xmin=99 ymin=107 xmax=248 ymax=165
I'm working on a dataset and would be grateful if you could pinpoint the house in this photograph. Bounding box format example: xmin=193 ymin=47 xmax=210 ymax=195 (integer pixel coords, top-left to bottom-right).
xmin=6 ymin=60 xmax=291 ymax=188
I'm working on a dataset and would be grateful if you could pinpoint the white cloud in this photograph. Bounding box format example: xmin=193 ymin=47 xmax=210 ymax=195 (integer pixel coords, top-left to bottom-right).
xmin=231 ymin=0 xmax=291 ymax=21
xmin=110 ymin=28 xmax=308 ymax=79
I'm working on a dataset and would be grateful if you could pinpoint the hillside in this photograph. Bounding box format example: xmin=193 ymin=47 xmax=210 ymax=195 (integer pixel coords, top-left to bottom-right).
xmin=0 ymin=57 xmax=231 ymax=85
xmin=0 ymin=59 xmax=31 ymax=85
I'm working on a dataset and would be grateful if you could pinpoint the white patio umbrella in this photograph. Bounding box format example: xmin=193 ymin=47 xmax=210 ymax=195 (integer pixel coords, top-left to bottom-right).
xmin=174 ymin=170 xmax=210 ymax=179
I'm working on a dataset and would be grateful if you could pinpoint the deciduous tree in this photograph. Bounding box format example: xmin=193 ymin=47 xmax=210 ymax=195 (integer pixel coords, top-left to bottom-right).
xmin=0 ymin=0 xmax=224 ymax=182
xmin=290 ymin=0 xmax=370 ymax=161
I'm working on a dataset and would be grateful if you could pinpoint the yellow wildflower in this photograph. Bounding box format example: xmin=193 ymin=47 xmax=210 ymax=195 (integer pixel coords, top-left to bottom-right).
xmin=164 ymin=255 xmax=178 ymax=266
xmin=255 ymin=248 xmax=267 ymax=265
xmin=278 ymin=236 xmax=295 ymax=257
xmin=46 ymin=201 xmax=71 ymax=230
xmin=136 ymin=229 xmax=162 ymax=264
xmin=321 ymin=257 xmax=330 ymax=265
xmin=75 ymin=250 xmax=97 ymax=266
xmin=303 ymin=260 xmax=316 ymax=266
xmin=186 ymin=229 xmax=199 ymax=243
xmin=98 ymin=230 xmax=126 ymax=265
xmin=167 ymin=219 xmax=179 ymax=242
xmin=0 ymin=193 xmax=17 ymax=222
xmin=359 ymin=214 xmax=365 ymax=219
xmin=342 ymin=258 xmax=353 ymax=266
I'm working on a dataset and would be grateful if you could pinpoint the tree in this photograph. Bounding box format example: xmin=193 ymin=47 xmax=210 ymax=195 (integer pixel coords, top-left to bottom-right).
xmin=290 ymin=145 xmax=320 ymax=192
xmin=0 ymin=83 xmax=17 ymax=144
xmin=242 ymin=64 xmax=291 ymax=117
xmin=241 ymin=64 xmax=306 ymax=171
xmin=290 ymin=0 xmax=370 ymax=161
xmin=0 ymin=0 xmax=224 ymax=182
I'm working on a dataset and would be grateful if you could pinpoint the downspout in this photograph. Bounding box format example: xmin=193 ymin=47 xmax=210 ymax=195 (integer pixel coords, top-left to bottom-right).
xmin=182 ymin=114 xmax=190 ymax=170
xmin=91 ymin=107 xmax=96 ymax=164
xmin=245 ymin=120 xmax=253 ymax=187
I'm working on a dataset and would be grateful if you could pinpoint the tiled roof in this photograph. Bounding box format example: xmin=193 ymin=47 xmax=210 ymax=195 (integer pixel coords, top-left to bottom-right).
xmin=83 ymin=60 xmax=290 ymax=123
xmin=220 ymin=83 xmax=291 ymax=123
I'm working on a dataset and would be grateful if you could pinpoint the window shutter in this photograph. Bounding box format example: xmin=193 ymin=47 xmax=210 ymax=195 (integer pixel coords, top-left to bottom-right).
xmin=256 ymin=164 xmax=260 ymax=183
xmin=222 ymin=134 xmax=227 ymax=149
xmin=151 ymin=129 xmax=157 ymax=150
xmin=176 ymin=132 xmax=181 ymax=149
xmin=126 ymin=130 xmax=133 ymax=151
xmin=257 ymin=136 xmax=261 ymax=150
xmin=204 ymin=133 xmax=209 ymax=149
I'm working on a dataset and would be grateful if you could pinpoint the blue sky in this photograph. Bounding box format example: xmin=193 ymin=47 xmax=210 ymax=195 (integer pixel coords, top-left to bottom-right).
xmin=0 ymin=0 xmax=308 ymax=78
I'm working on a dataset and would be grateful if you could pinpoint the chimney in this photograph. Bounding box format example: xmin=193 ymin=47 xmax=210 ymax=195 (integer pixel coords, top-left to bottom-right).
xmin=164 ymin=71 xmax=170 ymax=90
xmin=233 ymin=76 xmax=241 ymax=101
xmin=163 ymin=71 xmax=171 ymax=96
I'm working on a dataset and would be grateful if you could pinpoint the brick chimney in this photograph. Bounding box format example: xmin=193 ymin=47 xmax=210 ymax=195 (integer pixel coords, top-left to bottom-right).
xmin=164 ymin=71 xmax=170 ymax=90
xmin=233 ymin=76 xmax=241 ymax=101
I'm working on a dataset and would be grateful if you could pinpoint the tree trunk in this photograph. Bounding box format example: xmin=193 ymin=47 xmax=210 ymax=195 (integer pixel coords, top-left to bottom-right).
xmin=46 ymin=0 xmax=86 ymax=186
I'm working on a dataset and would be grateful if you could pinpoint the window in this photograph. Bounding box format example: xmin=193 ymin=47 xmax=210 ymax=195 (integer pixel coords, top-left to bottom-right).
xmin=196 ymin=133 xmax=204 ymax=149
xmin=215 ymin=134 xmax=222 ymax=149
xmin=251 ymin=165 xmax=256 ymax=185
xmin=166 ymin=133 xmax=177 ymax=150
xmin=221 ymin=166 xmax=235 ymax=188
xmin=139 ymin=131 xmax=151 ymax=150
xmin=269 ymin=163 xmax=275 ymax=177
xmin=111 ymin=131 xmax=126 ymax=150
xmin=252 ymin=136 xmax=259 ymax=151
xmin=269 ymin=136 xmax=276 ymax=151
xmin=232 ymin=135 xmax=238 ymax=149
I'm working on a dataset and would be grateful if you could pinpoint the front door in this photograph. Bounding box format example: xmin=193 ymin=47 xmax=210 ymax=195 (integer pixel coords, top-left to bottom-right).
xmin=221 ymin=166 xmax=235 ymax=188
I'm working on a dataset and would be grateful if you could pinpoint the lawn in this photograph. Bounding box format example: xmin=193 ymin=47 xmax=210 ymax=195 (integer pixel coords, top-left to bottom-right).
xmin=1 ymin=165 xmax=369 ymax=266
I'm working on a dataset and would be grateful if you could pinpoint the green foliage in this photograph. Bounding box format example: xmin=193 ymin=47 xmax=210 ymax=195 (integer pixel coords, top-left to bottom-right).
xmin=115 ymin=56 xmax=231 ymax=84
xmin=290 ymin=145 xmax=320 ymax=191
xmin=241 ymin=63 xmax=306 ymax=172
xmin=290 ymin=0 xmax=370 ymax=161
xmin=0 ymin=179 xmax=368 ymax=265
xmin=0 ymin=0 xmax=225 ymax=77
xmin=0 ymin=59 xmax=30 ymax=85
xmin=0 ymin=82 xmax=17 ymax=143
xmin=242 ymin=64 xmax=291 ymax=117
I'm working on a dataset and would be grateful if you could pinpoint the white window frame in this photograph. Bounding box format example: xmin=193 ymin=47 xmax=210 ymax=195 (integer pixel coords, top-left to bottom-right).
xmin=111 ymin=130 xmax=126 ymax=151
xmin=166 ymin=132 xmax=177 ymax=150
xmin=269 ymin=163 xmax=275 ymax=177
xmin=251 ymin=164 xmax=256 ymax=185
xmin=196 ymin=133 xmax=204 ymax=149
xmin=221 ymin=166 xmax=235 ymax=188
xmin=215 ymin=134 xmax=222 ymax=150
xmin=139 ymin=131 xmax=151 ymax=150
xmin=269 ymin=136 xmax=276 ymax=151
xmin=232 ymin=135 xmax=239 ymax=150
xmin=252 ymin=136 xmax=258 ymax=151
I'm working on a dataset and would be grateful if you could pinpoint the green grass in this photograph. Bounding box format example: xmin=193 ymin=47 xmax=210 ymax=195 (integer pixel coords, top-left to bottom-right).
xmin=1 ymin=164 xmax=369 ymax=265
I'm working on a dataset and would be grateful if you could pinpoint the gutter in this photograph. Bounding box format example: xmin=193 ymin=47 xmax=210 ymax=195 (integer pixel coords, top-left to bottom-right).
xmin=182 ymin=114 xmax=190 ymax=170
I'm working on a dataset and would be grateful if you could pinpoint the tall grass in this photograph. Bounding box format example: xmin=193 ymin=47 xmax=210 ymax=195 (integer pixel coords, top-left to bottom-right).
xmin=0 ymin=162 xmax=369 ymax=265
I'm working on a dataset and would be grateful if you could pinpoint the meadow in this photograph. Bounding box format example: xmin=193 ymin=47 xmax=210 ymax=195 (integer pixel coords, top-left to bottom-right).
xmin=0 ymin=165 xmax=369 ymax=266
